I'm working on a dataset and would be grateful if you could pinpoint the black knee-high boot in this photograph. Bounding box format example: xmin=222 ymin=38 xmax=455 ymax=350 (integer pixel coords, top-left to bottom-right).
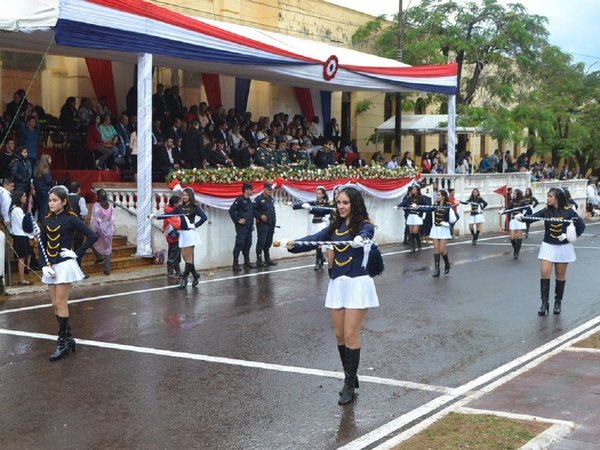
xmin=49 ymin=316 xmax=70 ymax=361
xmin=415 ymin=233 xmax=422 ymax=250
xmin=190 ymin=263 xmax=200 ymax=287
xmin=339 ymin=347 xmax=360 ymax=405
xmin=432 ymin=254 xmax=440 ymax=277
xmin=470 ymin=228 xmax=475 ymax=244
xmin=442 ymin=254 xmax=450 ymax=274
xmin=474 ymin=230 xmax=480 ymax=244
xmin=515 ymin=239 xmax=522 ymax=259
xmin=554 ymin=280 xmax=566 ymax=314
xmin=337 ymin=344 xmax=359 ymax=395
xmin=179 ymin=263 xmax=191 ymax=289
xmin=510 ymin=239 xmax=516 ymax=258
xmin=410 ymin=234 xmax=416 ymax=253
xmin=538 ymin=279 xmax=550 ymax=316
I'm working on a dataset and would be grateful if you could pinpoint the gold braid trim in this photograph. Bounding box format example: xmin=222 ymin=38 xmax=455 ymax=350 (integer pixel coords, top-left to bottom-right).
xmin=335 ymin=256 xmax=352 ymax=267
xmin=334 ymin=244 xmax=350 ymax=252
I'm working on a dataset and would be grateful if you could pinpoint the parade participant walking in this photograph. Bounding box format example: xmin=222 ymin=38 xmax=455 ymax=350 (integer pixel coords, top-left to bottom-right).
xmin=523 ymin=187 xmax=539 ymax=238
xmin=519 ymin=187 xmax=585 ymax=316
xmin=292 ymin=186 xmax=332 ymax=270
xmin=90 ymin=189 xmax=115 ymax=275
xmin=40 ymin=185 xmax=97 ymax=361
xmin=163 ymin=195 xmax=182 ymax=279
xmin=175 ymin=188 xmax=208 ymax=289
xmin=276 ymin=187 xmax=379 ymax=405
xmin=253 ymin=182 xmax=277 ymax=267
xmin=460 ymin=188 xmax=488 ymax=244
xmin=503 ymin=189 xmax=528 ymax=259
xmin=396 ymin=184 xmax=430 ymax=253
xmin=229 ymin=183 xmax=257 ymax=272
xmin=426 ymin=190 xmax=457 ymax=276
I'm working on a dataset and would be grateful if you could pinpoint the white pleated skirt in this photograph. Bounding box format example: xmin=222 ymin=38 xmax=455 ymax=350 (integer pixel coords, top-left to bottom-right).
xmin=325 ymin=275 xmax=379 ymax=309
xmin=468 ymin=214 xmax=485 ymax=224
xmin=429 ymin=225 xmax=452 ymax=240
xmin=509 ymin=218 xmax=526 ymax=231
xmin=406 ymin=214 xmax=423 ymax=226
xmin=310 ymin=221 xmax=328 ymax=235
xmin=178 ymin=229 xmax=202 ymax=248
xmin=538 ymin=242 xmax=576 ymax=263
xmin=42 ymin=259 xmax=85 ymax=285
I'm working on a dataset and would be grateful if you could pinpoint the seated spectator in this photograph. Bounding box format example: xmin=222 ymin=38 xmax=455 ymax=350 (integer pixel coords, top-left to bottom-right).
xmin=98 ymin=114 xmax=124 ymax=167
xmin=314 ymin=141 xmax=336 ymax=169
xmin=234 ymin=144 xmax=256 ymax=169
xmin=207 ymin=139 xmax=233 ymax=168
xmin=87 ymin=114 xmax=112 ymax=170
xmin=153 ymin=137 xmax=181 ymax=180
xmin=386 ymin=154 xmax=399 ymax=169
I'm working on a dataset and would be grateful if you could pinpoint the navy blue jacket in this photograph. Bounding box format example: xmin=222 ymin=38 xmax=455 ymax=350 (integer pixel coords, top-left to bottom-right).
xmin=229 ymin=195 xmax=253 ymax=229
xmin=523 ymin=206 xmax=585 ymax=245
xmin=41 ymin=210 xmax=97 ymax=264
xmin=289 ymin=221 xmax=375 ymax=279
xmin=253 ymin=193 xmax=276 ymax=226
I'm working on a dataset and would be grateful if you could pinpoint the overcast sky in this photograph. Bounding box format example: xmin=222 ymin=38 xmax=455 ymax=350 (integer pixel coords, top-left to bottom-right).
xmin=325 ymin=0 xmax=600 ymax=70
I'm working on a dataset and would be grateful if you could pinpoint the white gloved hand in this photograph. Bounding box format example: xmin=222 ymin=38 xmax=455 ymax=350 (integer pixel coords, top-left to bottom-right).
xmin=410 ymin=203 xmax=418 ymax=210
xmin=557 ymin=233 xmax=567 ymax=242
xmin=393 ymin=205 xmax=400 ymax=210
xmin=274 ymin=239 xmax=294 ymax=249
xmin=566 ymin=222 xmax=577 ymax=243
xmin=515 ymin=213 xmax=524 ymax=222
xmin=351 ymin=235 xmax=365 ymax=248
xmin=42 ymin=266 xmax=56 ymax=278
xmin=301 ymin=202 xmax=311 ymax=210
xmin=147 ymin=213 xmax=157 ymax=219
xmin=60 ymin=248 xmax=78 ymax=259
xmin=440 ymin=221 xmax=450 ymax=228
xmin=498 ymin=208 xmax=504 ymax=215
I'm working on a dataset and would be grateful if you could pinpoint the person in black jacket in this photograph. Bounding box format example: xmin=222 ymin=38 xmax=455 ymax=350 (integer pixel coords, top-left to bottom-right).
xmin=181 ymin=120 xmax=206 ymax=168
xmin=314 ymin=141 xmax=336 ymax=168
xmin=253 ymin=182 xmax=277 ymax=267
xmin=229 ymin=183 xmax=257 ymax=271
xmin=40 ymin=185 xmax=97 ymax=361
xmin=153 ymin=137 xmax=181 ymax=180
xmin=396 ymin=184 xmax=430 ymax=254
xmin=10 ymin=147 xmax=31 ymax=195
xmin=460 ymin=188 xmax=488 ymax=244
xmin=520 ymin=187 xmax=585 ymax=316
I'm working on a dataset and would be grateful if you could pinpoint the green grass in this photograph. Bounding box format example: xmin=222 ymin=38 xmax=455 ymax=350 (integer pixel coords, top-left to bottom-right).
xmin=393 ymin=412 xmax=549 ymax=450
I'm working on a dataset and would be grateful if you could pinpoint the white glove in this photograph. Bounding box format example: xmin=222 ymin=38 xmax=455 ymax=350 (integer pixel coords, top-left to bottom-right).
xmin=60 ymin=248 xmax=78 ymax=259
xmin=301 ymin=202 xmax=311 ymax=210
xmin=393 ymin=205 xmax=400 ymax=210
xmin=566 ymin=222 xmax=577 ymax=243
xmin=498 ymin=208 xmax=504 ymax=215
xmin=147 ymin=213 xmax=157 ymax=219
xmin=42 ymin=266 xmax=56 ymax=278
xmin=410 ymin=203 xmax=418 ymax=210
xmin=515 ymin=213 xmax=524 ymax=222
xmin=350 ymin=235 xmax=365 ymax=248
xmin=274 ymin=239 xmax=294 ymax=249
xmin=440 ymin=221 xmax=450 ymax=228
xmin=557 ymin=233 xmax=567 ymax=242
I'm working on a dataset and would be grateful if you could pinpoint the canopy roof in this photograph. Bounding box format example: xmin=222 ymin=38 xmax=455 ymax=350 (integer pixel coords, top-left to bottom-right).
xmin=0 ymin=0 xmax=458 ymax=94
xmin=376 ymin=114 xmax=479 ymax=135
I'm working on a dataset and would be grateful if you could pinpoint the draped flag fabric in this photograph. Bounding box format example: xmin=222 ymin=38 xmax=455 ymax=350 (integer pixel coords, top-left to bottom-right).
xmin=168 ymin=178 xmax=415 ymax=209
xmin=53 ymin=0 xmax=458 ymax=95
xmin=85 ymin=57 xmax=118 ymax=117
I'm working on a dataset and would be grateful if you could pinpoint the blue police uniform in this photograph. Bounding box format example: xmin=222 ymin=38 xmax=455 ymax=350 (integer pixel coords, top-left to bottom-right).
xmin=253 ymin=192 xmax=277 ymax=265
xmin=229 ymin=194 xmax=254 ymax=269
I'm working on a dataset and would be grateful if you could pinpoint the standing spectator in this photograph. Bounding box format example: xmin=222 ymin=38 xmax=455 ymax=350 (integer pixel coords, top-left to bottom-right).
xmin=67 ymin=181 xmax=89 ymax=267
xmin=0 ymin=138 xmax=18 ymax=180
xmin=181 ymin=120 xmax=205 ymax=169
xmin=115 ymin=113 xmax=132 ymax=168
xmin=5 ymin=90 xmax=25 ymax=121
xmin=324 ymin=117 xmax=340 ymax=148
xmin=253 ymin=182 xmax=277 ymax=267
xmin=11 ymin=147 xmax=32 ymax=195
xmin=17 ymin=117 xmax=39 ymax=174
xmin=165 ymin=85 xmax=183 ymax=121
xmin=162 ymin=195 xmax=182 ymax=280
xmin=9 ymin=190 xmax=34 ymax=285
xmin=152 ymin=83 xmax=168 ymax=123
xmin=90 ymin=189 xmax=115 ymax=276
xmin=59 ymin=97 xmax=79 ymax=132
xmin=488 ymin=150 xmax=500 ymax=173
xmin=421 ymin=151 xmax=431 ymax=173
xmin=78 ymin=98 xmax=94 ymax=131
xmin=0 ymin=178 xmax=14 ymax=294
xmin=229 ymin=183 xmax=257 ymax=271
xmin=33 ymin=154 xmax=55 ymax=220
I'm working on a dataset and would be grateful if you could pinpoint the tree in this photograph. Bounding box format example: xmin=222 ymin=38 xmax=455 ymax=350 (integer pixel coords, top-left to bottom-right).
xmin=352 ymin=0 xmax=549 ymax=107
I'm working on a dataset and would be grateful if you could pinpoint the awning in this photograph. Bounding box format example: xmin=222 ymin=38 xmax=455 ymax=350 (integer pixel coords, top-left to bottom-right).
xmin=376 ymin=114 xmax=479 ymax=134
xmin=0 ymin=0 xmax=458 ymax=95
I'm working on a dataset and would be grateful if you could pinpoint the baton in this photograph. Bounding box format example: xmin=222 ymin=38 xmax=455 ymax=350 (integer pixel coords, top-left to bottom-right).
xmin=498 ymin=205 xmax=530 ymax=215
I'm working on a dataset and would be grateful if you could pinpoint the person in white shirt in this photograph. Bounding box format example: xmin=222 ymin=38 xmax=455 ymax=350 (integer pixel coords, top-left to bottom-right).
xmin=0 ymin=178 xmax=15 ymax=293
xmin=386 ymin=155 xmax=399 ymax=169
xmin=9 ymin=189 xmax=35 ymax=285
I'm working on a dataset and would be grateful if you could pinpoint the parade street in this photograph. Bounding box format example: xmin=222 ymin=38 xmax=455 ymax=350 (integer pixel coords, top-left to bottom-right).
xmin=2 ymin=221 xmax=600 ymax=449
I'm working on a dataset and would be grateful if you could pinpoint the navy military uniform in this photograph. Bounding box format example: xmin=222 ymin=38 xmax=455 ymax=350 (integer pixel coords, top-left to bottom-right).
xmin=253 ymin=183 xmax=277 ymax=266
xmin=229 ymin=183 xmax=256 ymax=271
xmin=41 ymin=210 xmax=97 ymax=268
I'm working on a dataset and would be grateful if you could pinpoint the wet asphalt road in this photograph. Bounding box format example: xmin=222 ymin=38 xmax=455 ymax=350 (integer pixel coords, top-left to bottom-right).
xmin=2 ymin=222 xmax=600 ymax=449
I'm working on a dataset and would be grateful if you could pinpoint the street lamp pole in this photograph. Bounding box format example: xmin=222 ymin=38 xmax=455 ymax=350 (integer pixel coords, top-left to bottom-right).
xmin=394 ymin=0 xmax=403 ymax=157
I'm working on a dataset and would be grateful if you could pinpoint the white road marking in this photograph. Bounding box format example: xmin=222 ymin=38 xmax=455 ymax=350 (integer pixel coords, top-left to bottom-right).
xmin=0 ymin=328 xmax=451 ymax=394
xmin=340 ymin=318 xmax=600 ymax=450
xmin=565 ymin=347 xmax=600 ymax=354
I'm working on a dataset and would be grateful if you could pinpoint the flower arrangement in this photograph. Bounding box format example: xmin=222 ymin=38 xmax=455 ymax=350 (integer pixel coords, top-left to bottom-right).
xmin=167 ymin=164 xmax=415 ymax=184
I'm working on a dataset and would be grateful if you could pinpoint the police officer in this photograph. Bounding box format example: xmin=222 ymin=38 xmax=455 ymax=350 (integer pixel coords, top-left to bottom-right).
xmin=229 ymin=182 xmax=257 ymax=271
xmin=253 ymin=182 xmax=277 ymax=266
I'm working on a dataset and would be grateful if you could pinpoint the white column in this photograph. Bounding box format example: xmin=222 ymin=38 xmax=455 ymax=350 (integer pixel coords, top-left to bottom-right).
xmin=447 ymin=94 xmax=456 ymax=175
xmin=136 ymin=53 xmax=153 ymax=257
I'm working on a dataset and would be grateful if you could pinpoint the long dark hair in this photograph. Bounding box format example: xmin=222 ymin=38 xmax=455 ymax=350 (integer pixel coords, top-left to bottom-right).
xmin=327 ymin=187 xmax=369 ymax=237
xmin=545 ymin=187 xmax=567 ymax=215
xmin=182 ymin=188 xmax=198 ymax=206
xmin=468 ymin=188 xmax=481 ymax=202
xmin=437 ymin=189 xmax=450 ymax=205
xmin=10 ymin=189 xmax=26 ymax=210
xmin=513 ymin=189 xmax=523 ymax=203
xmin=316 ymin=187 xmax=329 ymax=205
